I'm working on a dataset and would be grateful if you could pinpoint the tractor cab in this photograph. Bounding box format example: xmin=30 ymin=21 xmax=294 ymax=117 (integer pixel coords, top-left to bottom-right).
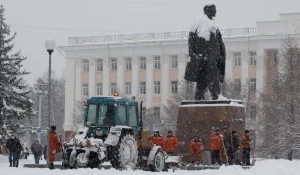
xmin=84 ymin=92 xmax=140 ymax=139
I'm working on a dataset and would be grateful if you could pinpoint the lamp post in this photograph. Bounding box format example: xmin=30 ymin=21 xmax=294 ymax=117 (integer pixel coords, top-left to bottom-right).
xmin=33 ymin=84 xmax=47 ymax=143
xmin=45 ymin=36 xmax=56 ymax=168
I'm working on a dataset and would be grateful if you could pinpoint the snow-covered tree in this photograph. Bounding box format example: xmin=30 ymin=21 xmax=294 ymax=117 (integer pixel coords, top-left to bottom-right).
xmin=0 ymin=5 xmax=34 ymax=138
xmin=258 ymin=36 xmax=300 ymax=159
xmin=71 ymin=101 xmax=85 ymax=131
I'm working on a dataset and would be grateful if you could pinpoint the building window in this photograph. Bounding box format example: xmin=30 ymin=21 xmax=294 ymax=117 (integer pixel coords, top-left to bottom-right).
xmin=154 ymin=107 xmax=160 ymax=116
xmin=140 ymin=82 xmax=146 ymax=95
xmin=96 ymin=59 xmax=103 ymax=72
xmin=250 ymin=78 xmax=256 ymax=92
xmin=154 ymin=56 xmax=160 ymax=70
xmin=140 ymin=57 xmax=146 ymax=70
xmin=111 ymin=58 xmax=117 ymax=71
xmin=171 ymin=81 xmax=178 ymax=94
xmin=234 ymin=53 xmax=241 ymax=66
xmin=125 ymin=58 xmax=132 ymax=71
xmin=249 ymin=106 xmax=256 ymax=120
xmin=234 ymin=79 xmax=241 ymax=91
xmin=83 ymin=60 xmax=89 ymax=72
xmin=111 ymin=83 xmax=116 ymax=95
xmin=250 ymin=52 xmax=256 ymax=66
xmin=154 ymin=81 xmax=160 ymax=95
xmin=83 ymin=84 xmax=89 ymax=96
xmin=125 ymin=82 xmax=131 ymax=95
xmin=171 ymin=55 xmax=178 ymax=69
xmin=274 ymin=52 xmax=278 ymax=66
xmin=96 ymin=83 xmax=102 ymax=96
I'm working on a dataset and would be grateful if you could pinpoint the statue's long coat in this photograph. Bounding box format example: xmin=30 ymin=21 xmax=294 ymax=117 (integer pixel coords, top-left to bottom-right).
xmin=184 ymin=15 xmax=226 ymax=83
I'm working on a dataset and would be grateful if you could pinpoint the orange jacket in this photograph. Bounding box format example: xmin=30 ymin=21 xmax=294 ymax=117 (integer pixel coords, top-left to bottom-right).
xmin=210 ymin=133 xmax=222 ymax=151
xmin=241 ymin=135 xmax=252 ymax=149
xmin=50 ymin=131 xmax=61 ymax=154
xmin=189 ymin=139 xmax=203 ymax=154
xmin=164 ymin=136 xmax=178 ymax=153
xmin=149 ymin=136 xmax=164 ymax=148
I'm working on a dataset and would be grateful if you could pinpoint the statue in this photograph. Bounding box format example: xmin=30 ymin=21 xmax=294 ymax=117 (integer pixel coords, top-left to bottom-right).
xmin=184 ymin=4 xmax=226 ymax=100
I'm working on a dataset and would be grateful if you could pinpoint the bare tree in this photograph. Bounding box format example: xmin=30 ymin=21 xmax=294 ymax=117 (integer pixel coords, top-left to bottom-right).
xmin=258 ymin=36 xmax=300 ymax=158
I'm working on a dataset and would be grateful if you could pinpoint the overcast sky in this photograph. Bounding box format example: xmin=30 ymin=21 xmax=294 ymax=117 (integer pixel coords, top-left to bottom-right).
xmin=2 ymin=0 xmax=300 ymax=85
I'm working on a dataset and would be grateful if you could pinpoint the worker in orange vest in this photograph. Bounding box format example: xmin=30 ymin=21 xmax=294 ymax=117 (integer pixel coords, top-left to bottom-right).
xmin=210 ymin=128 xmax=222 ymax=165
xmin=241 ymin=130 xmax=252 ymax=165
xmin=164 ymin=131 xmax=178 ymax=155
xmin=189 ymin=136 xmax=204 ymax=164
xmin=49 ymin=126 xmax=61 ymax=169
xmin=148 ymin=130 xmax=164 ymax=149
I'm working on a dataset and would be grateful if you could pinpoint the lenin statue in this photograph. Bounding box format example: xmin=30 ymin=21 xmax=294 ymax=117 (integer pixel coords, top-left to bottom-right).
xmin=184 ymin=4 xmax=226 ymax=100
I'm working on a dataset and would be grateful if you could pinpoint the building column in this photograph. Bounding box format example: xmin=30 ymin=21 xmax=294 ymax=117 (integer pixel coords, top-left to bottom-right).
xmin=63 ymin=58 xmax=75 ymax=134
xmin=161 ymin=54 xmax=169 ymax=109
xmin=146 ymin=56 xmax=153 ymax=109
xmin=225 ymin=52 xmax=233 ymax=81
xmin=117 ymin=57 xmax=124 ymax=94
xmin=103 ymin=57 xmax=110 ymax=96
xmin=75 ymin=59 xmax=82 ymax=102
xmin=89 ymin=59 xmax=96 ymax=97
xmin=256 ymin=48 xmax=265 ymax=95
xmin=241 ymin=51 xmax=249 ymax=97
xmin=178 ymin=54 xmax=186 ymax=82
xmin=132 ymin=56 xmax=138 ymax=97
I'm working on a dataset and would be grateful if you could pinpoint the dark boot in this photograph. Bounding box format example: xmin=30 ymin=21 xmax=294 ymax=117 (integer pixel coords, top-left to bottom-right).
xmin=12 ymin=162 xmax=15 ymax=167
xmin=15 ymin=161 xmax=19 ymax=167
xmin=49 ymin=163 xmax=54 ymax=170
xmin=9 ymin=162 xmax=12 ymax=167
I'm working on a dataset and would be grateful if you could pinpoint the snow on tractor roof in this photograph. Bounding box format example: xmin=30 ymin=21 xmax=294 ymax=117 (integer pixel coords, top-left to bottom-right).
xmin=93 ymin=95 xmax=124 ymax=100
xmin=114 ymin=125 xmax=132 ymax=129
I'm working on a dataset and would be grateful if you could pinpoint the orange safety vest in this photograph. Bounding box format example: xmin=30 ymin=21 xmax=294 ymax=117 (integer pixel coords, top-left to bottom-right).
xmin=164 ymin=136 xmax=178 ymax=153
xmin=241 ymin=135 xmax=252 ymax=149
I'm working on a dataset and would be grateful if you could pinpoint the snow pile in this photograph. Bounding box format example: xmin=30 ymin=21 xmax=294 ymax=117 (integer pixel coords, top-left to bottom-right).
xmin=0 ymin=155 xmax=300 ymax=175
xmin=190 ymin=14 xmax=218 ymax=41
xmin=249 ymin=159 xmax=300 ymax=175
xmin=217 ymin=94 xmax=228 ymax=100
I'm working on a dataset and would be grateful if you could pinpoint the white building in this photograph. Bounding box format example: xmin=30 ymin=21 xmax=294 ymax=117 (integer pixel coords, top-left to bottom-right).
xmin=60 ymin=13 xmax=300 ymax=136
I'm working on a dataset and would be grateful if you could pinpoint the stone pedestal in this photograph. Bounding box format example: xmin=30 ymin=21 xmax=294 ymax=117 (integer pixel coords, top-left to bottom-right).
xmin=175 ymin=100 xmax=245 ymax=164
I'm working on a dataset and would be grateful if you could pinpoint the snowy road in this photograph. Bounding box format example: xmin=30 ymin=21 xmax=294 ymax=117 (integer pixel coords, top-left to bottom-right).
xmin=0 ymin=155 xmax=299 ymax=175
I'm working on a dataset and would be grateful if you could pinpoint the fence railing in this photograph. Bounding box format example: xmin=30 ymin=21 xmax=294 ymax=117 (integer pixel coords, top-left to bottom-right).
xmin=69 ymin=27 xmax=257 ymax=44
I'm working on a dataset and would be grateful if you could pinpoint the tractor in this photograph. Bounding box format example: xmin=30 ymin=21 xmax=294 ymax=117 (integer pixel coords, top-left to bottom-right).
xmin=62 ymin=93 xmax=169 ymax=171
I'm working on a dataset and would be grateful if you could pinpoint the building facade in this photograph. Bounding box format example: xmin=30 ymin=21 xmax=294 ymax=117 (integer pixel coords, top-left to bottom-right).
xmin=60 ymin=13 xmax=300 ymax=135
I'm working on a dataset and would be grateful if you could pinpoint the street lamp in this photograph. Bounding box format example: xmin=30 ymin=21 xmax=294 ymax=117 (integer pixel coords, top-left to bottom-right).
xmin=33 ymin=84 xmax=47 ymax=144
xmin=45 ymin=35 xmax=56 ymax=168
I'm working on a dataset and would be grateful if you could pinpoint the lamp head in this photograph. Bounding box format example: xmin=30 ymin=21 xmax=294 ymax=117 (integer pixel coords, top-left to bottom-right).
xmin=45 ymin=35 xmax=56 ymax=55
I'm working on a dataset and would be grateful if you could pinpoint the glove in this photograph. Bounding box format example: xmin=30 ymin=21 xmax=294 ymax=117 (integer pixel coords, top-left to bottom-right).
xmin=52 ymin=150 xmax=56 ymax=154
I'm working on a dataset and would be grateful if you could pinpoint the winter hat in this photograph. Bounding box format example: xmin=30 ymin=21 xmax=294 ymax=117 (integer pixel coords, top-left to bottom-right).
xmin=245 ymin=130 xmax=250 ymax=134
xmin=214 ymin=127 xmax=220 ymax=133
xmin=223 ymin=126 xmax=228 ymax=130
xmin=168 ymin=131 xmax=173 ymax=134
xmin=50 ymin=125 xmax=56 ymax=131
xmin=232 ymin=130 xmax=237 ymax=134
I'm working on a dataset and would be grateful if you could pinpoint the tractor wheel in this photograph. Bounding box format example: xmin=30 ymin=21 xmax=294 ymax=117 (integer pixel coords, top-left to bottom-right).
xmin=150 ymin=150 xmax=165 ymax=172
xmin=111 ymin=135 xmax=138 ymax=170
xmin=76 ymin=152 xmax=89 ymax=168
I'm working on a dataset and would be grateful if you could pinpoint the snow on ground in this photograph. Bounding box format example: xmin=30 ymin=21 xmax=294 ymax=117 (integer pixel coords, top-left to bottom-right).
xmin=0 ymin=155 xmax=299 ymax=175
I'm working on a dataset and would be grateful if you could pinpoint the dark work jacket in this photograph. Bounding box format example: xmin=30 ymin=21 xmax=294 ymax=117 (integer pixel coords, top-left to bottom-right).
xmin=6 ymin=138 xmax=22 ymax=153
xmin=185 ymin=26 xmax=226 ymax=82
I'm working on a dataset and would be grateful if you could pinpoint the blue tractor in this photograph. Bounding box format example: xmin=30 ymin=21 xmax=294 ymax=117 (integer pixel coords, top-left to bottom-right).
xmin=63 ymin=93 xmax=167 ymax=171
